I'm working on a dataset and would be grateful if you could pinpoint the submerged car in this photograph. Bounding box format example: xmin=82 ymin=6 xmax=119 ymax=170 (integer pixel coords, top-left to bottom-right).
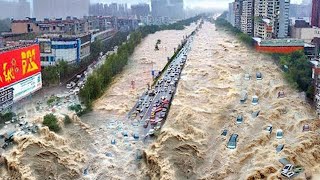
xmin=236 ymin=115 xmax=243 ymax=124
xmin=276 ymin=129 xmax=283 ymax=139
xmin=266 ymin=125 xmax=273 ymax=134
xmin=256 ymin=72 xmax=263 ymax=80
xmin=227 ymin=134 xmax=239 ymax=149
xmin=252 ymin=95 xmax=259 ymax=105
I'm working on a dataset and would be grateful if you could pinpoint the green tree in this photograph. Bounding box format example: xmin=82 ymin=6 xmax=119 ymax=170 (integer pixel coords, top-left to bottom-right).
xmin=43 ymin=114 xmax=61 ymax=132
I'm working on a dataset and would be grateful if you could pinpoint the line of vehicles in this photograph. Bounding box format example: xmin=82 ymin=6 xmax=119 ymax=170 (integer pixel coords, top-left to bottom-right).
xmin=128 ymin=36 xmax=193 ymax=138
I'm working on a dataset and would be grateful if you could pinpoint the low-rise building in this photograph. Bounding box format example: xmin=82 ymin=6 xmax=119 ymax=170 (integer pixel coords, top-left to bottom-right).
xmin=253 ymin=38 xmax=305 ymax=53
xmin=291 ymin=26 xmax=320 ymax=43
xmin=37 ymin=33 xmax=91 ymax=66
xmin=140 ymin=16 xmax=170 ymax=26
xmin=11 ymin=17 xmax=90 ymax=35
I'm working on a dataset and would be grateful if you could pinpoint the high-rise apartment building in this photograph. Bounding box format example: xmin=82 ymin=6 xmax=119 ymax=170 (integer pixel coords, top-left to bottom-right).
xmin=227 ymin=2 xmax=235 ymax=27
xmin=240 ymin=0 xmax=254 ymax=35
xmin=131 ymin=4 xmax=150 ymax=18
xmin=151 ymin=0 xmax=184 ymax=19
xmin=234 ymin=0 xmax=243 ymax=29
xmin=33 ymin=0 xmax=89 ymax=19
xmin=312 ymin=0 xmax=320 ymax=27
xmin=253 ymin=0 xmax=290 ymax=39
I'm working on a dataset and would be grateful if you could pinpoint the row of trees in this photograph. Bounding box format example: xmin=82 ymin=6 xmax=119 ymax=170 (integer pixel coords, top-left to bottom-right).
xmin=272 ymin=51 xmax=313 ymax=98
xmin=79 ymin=16 xmax=203 ymax=109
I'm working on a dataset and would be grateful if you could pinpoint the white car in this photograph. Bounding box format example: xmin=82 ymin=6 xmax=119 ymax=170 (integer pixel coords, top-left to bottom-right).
xmin=281 ymin=164 xmax=295 ymax=178
xmin=252 ymin=95 xmax=259 ymax=105
xmin=276 ymin=129 xmax=283 ymax=139
xmin=244 ymin=73 xmax=251 ymax=80
xmin=148 ymin=129 xmax=155 ymax=136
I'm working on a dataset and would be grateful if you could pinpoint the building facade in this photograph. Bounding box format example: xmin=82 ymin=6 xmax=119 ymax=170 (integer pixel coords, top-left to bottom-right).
xmin=11 ymin=18 xmax=90 ymax=35
xmin=227 ymin=2 xmax=236 ymax=27
xmin=33 ymin=0 xmax=90 ymax=20
xmin=253 ymin=0 xmax=290 ymax=39
xmin=240 ymin=0 xmax=254 ymax=35
xmin=311 ymin=0 xmax=320 ymax=27
xmin=131 ymin=3 xmax=150 ymax=19
xmin=37 ymin=34 xmax=91 ymax=66
xmin=234 ymin=0 xmax=243 ymax=29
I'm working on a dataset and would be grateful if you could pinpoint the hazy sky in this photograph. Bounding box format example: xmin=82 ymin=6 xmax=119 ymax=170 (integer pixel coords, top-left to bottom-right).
xmin=90 ymin=0 xmax=303 ymax=9
xmin=8 ymin=0 xmax=304 ymax=10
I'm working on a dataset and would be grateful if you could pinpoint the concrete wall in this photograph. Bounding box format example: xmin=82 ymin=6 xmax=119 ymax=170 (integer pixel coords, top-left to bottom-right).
xmin=291 ymin=27 xmax=320 ymax=42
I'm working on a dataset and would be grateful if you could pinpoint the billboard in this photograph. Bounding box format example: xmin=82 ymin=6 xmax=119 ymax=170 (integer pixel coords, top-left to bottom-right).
xmin=0 ymin=44 xmax=41 ymax=89
xmin=0 ymin=45 xmax=42 ymax=110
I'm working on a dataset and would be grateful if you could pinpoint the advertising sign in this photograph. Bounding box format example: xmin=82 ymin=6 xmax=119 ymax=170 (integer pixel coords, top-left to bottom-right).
xmin=0 ymin=44 xmax=41 ymax=89
xmin=0 ymin=73 xmax=42 ymax=110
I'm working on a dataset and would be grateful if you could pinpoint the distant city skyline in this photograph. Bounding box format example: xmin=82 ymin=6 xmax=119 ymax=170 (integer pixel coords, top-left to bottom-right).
xmin=2 ymin=0 xmax=306 ymax=10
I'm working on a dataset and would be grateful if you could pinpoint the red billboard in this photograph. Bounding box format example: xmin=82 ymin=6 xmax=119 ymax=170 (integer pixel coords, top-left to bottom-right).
xmin=0 ymin=44 xmax=41 ymax=88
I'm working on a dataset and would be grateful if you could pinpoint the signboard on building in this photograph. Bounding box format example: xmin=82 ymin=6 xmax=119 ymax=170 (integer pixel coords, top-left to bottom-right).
xmin=0 ymin=44 xmax=42 ymax=110
xmin=0 ymin=44 xmax=41 ymax=88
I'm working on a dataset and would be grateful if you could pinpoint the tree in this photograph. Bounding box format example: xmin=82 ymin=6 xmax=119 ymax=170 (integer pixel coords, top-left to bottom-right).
xmin=43 ymin=114 xmax=61 ymax=132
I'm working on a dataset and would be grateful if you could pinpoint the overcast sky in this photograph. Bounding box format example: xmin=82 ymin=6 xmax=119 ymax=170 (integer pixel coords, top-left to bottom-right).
xmin=90 ymin=0 xmax=303 ymax=9
xmin=7 ymin=0 xmax=304 ymax=10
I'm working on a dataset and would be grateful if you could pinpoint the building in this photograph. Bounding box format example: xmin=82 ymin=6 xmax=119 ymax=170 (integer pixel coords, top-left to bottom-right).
xmin=240 ymin=0 xmax=254 ymax=35
xmin=234 ymin=0 xmax=243 ymax=29
xmin=151 ymin=0 xmax=167 ymax=17
xmin=291 ymin=25 xmax=320 ymax=43
xmin=33 ymin=0 xmax=90 ymax=20
xmin=11 ymin=17 xmax=90 ymax=35
xmin=290 ymin=4 xmax=312 ymax=19
xmin=141 ymin=16 xmax=170 ymax=25
xmin=253 ymin=0 xmax=290 ymax=39
xmin=253 ymin=38 xmax=305 ymax=53
xmin=311 ymin=60 xmax=320 ymax=116
xmin=131 ymin=3 xmax=150 ymax=19
xmin=37 ymin=34 xmax=91 ymax=66
xmin=311 ymin=0 xmax=320 ymax=27
xmin=0 ymin=0 xmax=30 ymax=19
xmin=227 ymin=2 xmax=235 ymax=27
xmin=168 ymin=0 xmax=184 ymax=19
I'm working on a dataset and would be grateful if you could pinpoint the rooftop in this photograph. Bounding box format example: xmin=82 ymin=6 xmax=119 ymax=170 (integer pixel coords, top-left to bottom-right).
xmin=253 ymin=38 xmax=305 ymax=47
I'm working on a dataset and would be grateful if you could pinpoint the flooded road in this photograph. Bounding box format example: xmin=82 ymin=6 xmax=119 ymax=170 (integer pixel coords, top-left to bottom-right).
xmin=1 ymin=21 xmax=319 ymax=180
xmin=142 ymin=22 xmax=320 ymax=179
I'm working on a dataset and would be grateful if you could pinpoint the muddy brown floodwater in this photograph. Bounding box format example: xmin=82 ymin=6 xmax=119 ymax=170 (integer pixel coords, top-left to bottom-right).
xmin=142 ymin=22 xmax=320 ymax=180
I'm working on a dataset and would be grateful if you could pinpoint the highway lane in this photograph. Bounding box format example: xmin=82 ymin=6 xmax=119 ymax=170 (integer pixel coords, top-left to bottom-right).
xmin=127 ymin=35 xmax=194 ymax=141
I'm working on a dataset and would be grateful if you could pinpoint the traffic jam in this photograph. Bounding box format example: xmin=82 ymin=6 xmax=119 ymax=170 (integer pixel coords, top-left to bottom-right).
xmin=129 ymin=35 xmax=193 ymax=139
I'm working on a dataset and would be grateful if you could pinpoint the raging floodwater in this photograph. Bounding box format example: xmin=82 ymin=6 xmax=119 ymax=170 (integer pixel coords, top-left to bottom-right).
xmin=142 ymin=22 xmax=320 ymax=180
xmin=1 ymin=21 xmax=319 ymax=180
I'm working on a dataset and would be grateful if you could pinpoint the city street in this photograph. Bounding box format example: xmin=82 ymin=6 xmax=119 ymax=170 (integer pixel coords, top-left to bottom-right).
xmin=127 ymin=35 xmax=194 ymax=141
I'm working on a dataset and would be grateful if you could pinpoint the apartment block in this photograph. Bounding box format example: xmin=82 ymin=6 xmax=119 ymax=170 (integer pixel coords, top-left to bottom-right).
xmin=241 ymin=0 xmax=254 ymax=35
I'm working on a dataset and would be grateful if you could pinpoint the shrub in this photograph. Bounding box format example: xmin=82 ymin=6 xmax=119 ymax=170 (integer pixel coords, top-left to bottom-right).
xmin=64 ymin=115 xmax=72 ymax=125
xmin=43 ymin=114 xmax=61 ymax=132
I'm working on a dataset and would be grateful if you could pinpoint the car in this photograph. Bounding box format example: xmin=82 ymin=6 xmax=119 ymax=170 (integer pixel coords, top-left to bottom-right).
xmin=148 ymin=129 xmax=155 ymax=136
xmin=240 ymin=91 xmax=248 ymax=104
xmin=276 ymin=129 xmax=283 ymax=139
xmin=281 ymin=164 xmax=294 ymax=175
xmin=227 ymin=134 xmax=238 ymax=149
xmin=143 ymin=119 xmax=149 ymax=128
xmin=252 ymin=95 xmax=259 ymax=105
xmin=276 ymin=144 xmax=284 ymax=153
xmin=252 ymin=110 xmax=260 ymax=118
xmin=122 ymin=131 xmax=128 ymax=137
xmin=66 ymin=84 xmax=73 ymax=89
xmin=244 ymin=73 xmax=251 ymax=80
xmin=256 ymin=72 xmax=263 ymax=80
xmin=281 ymin=171 xmax=295 ymax=178
xmin=266 ymin=125 xmax=273 ymax=134
xmin=236 ymin=115 xmax=243 ymax=124
xmin=150 ymin=119 xmax=157 ymax=125
xmin=302 ymin=124 xmax=310 ymax=132
xmin=160 ymin=112 xmax=166 ymax=118
xmin=221 ymin=129 xmax=228 ymax=136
